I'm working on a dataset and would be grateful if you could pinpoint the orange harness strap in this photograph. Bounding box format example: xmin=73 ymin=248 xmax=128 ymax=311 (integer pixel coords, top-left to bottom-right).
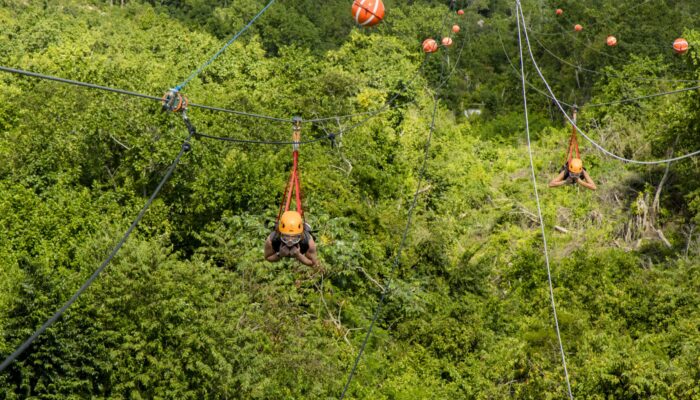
xmin=277 ymin=118 xmax=304 ymax=222
xmin=566 ymin=108 xmax=580 ymax=162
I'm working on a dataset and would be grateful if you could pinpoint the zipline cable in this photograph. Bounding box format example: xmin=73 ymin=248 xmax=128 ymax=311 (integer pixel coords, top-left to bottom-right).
xmin=339 ymin=6 xmax=463 ymax=397
xmin=174 ymin=0 xmax=276 ymax=91
xmin=497 ymin=28 xmax=700 ymax=108
xmin=584 ymin=85 xmax=700 ymax=108
xmin=518 ymin=5 xmax=700 ymax=165
xmin=536 ymin=0 xmax=654 ymax=34
xmin=531 ymin=34 xmax=700 ymax=84
xmin=0 ymin=65 xmax=294 ymax=122
xmin=515 ymin=3 xmax=574 ymax=398
xmin=195 ymin=131 xmax=329 ymax=145
xmin=0 ymin=130 xmax=194 ymax=373
xmin=496 ymin=26 xmax=576 ymax=108
xmin=198 ymin=54 xmax=432 ymax=145
xmin=339 ymin=91 xmax=440 ymax=400
xmin=0 ymin=64 xmax=422 ymax=126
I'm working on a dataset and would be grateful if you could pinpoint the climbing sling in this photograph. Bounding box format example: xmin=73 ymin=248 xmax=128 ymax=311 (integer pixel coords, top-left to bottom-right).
xmin=277 ymin=117 xmax=305 ymax=222
xmin=566 ymin=107 xmax=580 ymax=162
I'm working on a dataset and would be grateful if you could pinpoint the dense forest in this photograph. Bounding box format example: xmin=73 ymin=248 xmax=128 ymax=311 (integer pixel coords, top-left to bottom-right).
xmin=2 ymin=0 xmax=700 ymax=398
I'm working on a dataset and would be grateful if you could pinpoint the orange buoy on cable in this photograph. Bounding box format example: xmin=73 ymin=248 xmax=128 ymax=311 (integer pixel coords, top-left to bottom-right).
xmin=457 ymin=9 xmax=464 ymax=15
xmin=556 ymin=8 xmax=563 ymax=16
xmin=574 ymin=24 xmax=583 ymax=32
xmin=452 ymin=25 xmax=460 ymax=33
xmin=673 ymin=38 xmax=689 ymax=54
xmin=352 ymin=0 xmax=385 ymax=27
xmin=423 ymin=38 xmax=439 ymax=53
xmin=442 ymin=37 xmax=453 ymax=47
xmin=606 ymin=35 xmax=617 ymax=47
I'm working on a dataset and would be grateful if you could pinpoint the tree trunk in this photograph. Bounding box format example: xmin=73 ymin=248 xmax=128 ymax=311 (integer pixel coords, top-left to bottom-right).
xmin=651 ymin=133 xmax=680 ymax=225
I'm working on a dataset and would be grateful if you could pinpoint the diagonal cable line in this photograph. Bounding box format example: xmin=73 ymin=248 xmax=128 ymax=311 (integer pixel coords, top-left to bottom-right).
xmin=174 ymin=0 xmax=277 ymax=91
xmin=531 ymin=34 xmax=700 ymax=84
xmin=515 ymin=2 xmax=574 ymax=398
xmin=0 ymin=131 xmax=194 ymax=373
xmin=497 ymin=28 xmax=700 ymax=108
xmin=0 ymin=65 xmax=294 ymax=122
xmin=339 ymin=6 xmax=462 ymax=398
xmin=338 ymin=91 xmax=441 ymax=400
xmin=518 ymin=4 xmax=700 ymax=165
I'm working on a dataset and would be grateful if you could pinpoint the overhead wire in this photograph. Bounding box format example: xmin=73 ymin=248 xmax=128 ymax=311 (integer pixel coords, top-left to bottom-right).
xmin=339 ymin=6 xmax=466 ymax=398
xmin=584 ymin=85 xmax=700 ymax=108
xmin=195 ymin=131 xmax=329 ymax=145
xmin=496 ymin=25 xmax=576 ymax=108
xmin=174 ymin=0 xmax=277 ymax=91
xmin=531 ymin=35 xmax=700 ymax=84
xmin=0 ymin=129 xmax=194 ymax=373
xmin=537 ymin=0 xmax=654 ymax=33
xmin=0 ymin=63 xmax=430 ymax=128
xmin=538 ymin=17 xmax=693 ymax=73
xmin=0 ymin=65 xmax=296 ymax=122
xmin=497 ymin=28 xmax=700 ymax=109
xmin=525 ymin=1 xmax=700 ymax=82
xmin=518 ymin=1 xmax=700 ymax=165
xmin=515 ymin=3 xmax=574 ymax=398
xmin=339 ymin=90 xmax=441 ymax=400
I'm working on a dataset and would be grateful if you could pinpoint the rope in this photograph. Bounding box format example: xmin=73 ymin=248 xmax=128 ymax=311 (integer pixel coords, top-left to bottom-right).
xmin=0 ymin=65 xmax=296 ymax=123
xmin=0 ymin=129 xmax=194 ymax=373
xmin=496 ymin=27 xmax=576 ymax=108
xmin=585 ymin=85 xmax=700 ymax=108
xmin=0 ymin=66 xmax=163 ymax=101
xmin=174 ymin=0 xmax=277 ymax=91
xmin=497 ymin=33 xmax=700 ymax=108
xmin=518 ymin=5 xmax=700 ymax=165
xmin=339 ymin=91 xmax=440 ymax=400
xmin=515 ymin=3 xmax=574 ymax=398
xmin=195 ymin=131 xmax=328 ymax=145
xmin=0 ymin=64 xmax=427 ymax=125
xmin=340 ymin=8 xmax=461 ymax=396
xmin=532 ymin=34 xmax=700 ymax=84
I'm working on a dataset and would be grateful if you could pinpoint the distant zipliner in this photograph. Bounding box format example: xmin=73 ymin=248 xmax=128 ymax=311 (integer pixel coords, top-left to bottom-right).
xmin=549 ymin=108 xmax=597 ymax=191
xmin=352 ymin=0 xmax=385 ymax=27
xmin=264 ymin=118 xmax=320 ymax=266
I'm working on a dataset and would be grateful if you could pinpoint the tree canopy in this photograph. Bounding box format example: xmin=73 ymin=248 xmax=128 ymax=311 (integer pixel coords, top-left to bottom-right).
xmin=2 ymin=0 xmax=700 ymax=398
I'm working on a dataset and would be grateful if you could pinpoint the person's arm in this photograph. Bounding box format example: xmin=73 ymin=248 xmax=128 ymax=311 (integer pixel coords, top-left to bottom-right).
xmin=303 ymin=239 xmax=320 ymax=267
xmin=264 ymin=235 xmax=281 ymax=262
xmin=290 ymin=240 xmax=319 ymax=267
xmin=577 ymin=170 xmax=597 ymax=190
xmin=549 ymin=169 xmax=568 ymax=187
xmin=289 ymin=245 xmax=312 ymax=266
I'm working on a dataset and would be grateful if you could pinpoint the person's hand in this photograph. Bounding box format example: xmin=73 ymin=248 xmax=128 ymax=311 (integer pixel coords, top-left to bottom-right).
xmin=290 ymin=246 xmax=301 ymax=256
xmin=279 ymin=246 xmax=291 ymax=257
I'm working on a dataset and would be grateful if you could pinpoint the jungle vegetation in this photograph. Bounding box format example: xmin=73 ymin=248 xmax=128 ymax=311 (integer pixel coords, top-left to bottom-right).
xmin=2 ymin=0 xmax=700 ymax=398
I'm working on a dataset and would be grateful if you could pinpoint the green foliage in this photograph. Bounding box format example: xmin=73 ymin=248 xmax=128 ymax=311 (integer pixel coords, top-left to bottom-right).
xmin=2 ymin=0 xmax=700 ymax=398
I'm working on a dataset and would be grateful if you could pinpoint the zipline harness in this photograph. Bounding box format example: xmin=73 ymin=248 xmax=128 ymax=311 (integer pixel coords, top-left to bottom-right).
xmin=566 ymin=106 xmax=580 ymax=162
xmin=278 ymin=117 xmax=305 ymax=222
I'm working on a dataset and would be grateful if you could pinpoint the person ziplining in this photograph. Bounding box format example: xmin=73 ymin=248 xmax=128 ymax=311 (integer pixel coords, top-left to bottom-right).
xmin=264 ymin=118 xmax=320 ymax=267
xmin=549 ymin=107 xmax=597 ymax=190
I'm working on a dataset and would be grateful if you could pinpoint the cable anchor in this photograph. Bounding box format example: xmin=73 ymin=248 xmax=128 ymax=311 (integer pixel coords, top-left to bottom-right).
xmin=162 ymin=89 xmax=188 ymax=113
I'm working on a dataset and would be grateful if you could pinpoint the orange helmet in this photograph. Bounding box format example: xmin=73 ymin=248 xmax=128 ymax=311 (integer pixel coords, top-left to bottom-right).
xmin=279 ymin=211 xmax=304 ymax=235
xmin=568 ymin=158 xmax=583 ymax=174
